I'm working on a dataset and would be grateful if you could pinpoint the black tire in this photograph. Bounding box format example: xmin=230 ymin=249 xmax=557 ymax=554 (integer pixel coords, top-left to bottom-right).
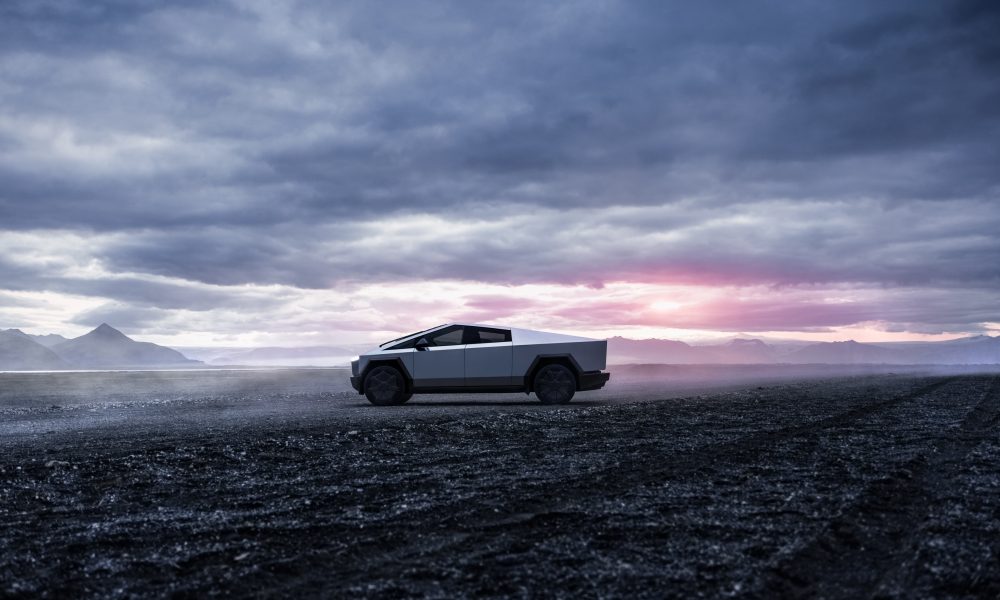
xmin=534 ymin=363 xmax=576 ymax=404
xmin=363 ymin=365 xmax=410 ymax=406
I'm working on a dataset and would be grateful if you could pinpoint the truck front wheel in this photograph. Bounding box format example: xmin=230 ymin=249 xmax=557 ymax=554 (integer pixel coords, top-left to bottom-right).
xmin=364 ymin=365 xmax=410 ymax=406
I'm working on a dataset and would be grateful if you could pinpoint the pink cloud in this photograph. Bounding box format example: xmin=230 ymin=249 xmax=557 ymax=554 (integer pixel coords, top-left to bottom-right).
xmin=548 ymin=295 xmax=879 ymax=333
xmin=463 ymin=295 xmax=541 ymax=313
xmin=653 ymin=298 xmax=877 ymax=332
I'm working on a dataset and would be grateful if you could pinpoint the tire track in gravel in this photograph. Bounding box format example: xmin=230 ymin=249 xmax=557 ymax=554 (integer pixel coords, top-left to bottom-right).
xmin=457 ymin=377 xmax=957 ymax=521
xmin=325 ymin=377 xmax=959 ymax=583
xmin=757 ymin=376 xmax=1000 ymax=600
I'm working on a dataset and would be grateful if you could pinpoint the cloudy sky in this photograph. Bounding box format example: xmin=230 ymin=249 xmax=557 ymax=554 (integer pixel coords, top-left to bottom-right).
xmin=1 ymin=0 xmax=998 ymax=347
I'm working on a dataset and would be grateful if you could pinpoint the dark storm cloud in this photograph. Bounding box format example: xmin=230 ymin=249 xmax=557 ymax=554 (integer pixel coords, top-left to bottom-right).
xmin=91 ymin=198 xmax=1000 ymax=292
xmin=752 ymin=3 xmax=1000 ymax=161
xmin=93 ymin=227 xmax=344 ymax=288
xmin=1 ymin=0 xmax=999 ymax=333
xmin=0 ymin=253 xmax=280 ymax=311
xmin=4 ymin=1 xmax=999 ymax=226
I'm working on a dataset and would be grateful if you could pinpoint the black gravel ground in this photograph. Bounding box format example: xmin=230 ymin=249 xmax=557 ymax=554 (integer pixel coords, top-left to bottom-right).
xmin=1 ymin=368 xmax=999 ymax=598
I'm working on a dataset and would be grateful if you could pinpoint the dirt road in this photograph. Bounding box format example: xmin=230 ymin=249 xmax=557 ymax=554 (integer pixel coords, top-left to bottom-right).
xmin=1 ymin=369 xmax=998 ymax=597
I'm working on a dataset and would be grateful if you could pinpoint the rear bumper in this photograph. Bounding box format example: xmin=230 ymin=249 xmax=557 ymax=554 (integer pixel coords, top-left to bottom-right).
xmin=579 ymin=370 xmax=611 ymax=391
xmin=350 ymin=375 xmax=362 ymax=393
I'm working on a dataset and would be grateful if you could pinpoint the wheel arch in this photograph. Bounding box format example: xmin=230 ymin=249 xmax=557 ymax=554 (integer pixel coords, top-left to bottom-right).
xmin=359 ymin=358 xmax=413 ymax=394
xmin=524 ymin=354 xmax=583 ymax=392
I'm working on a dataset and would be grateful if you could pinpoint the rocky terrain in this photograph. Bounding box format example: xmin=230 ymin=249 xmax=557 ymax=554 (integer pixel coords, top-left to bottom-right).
xmin=1 ymin=367 xmax=998 ymax=598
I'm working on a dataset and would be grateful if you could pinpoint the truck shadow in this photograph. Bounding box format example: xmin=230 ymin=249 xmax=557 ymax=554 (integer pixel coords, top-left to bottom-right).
xmin=349 ymin=400 xmax=608 ymax=408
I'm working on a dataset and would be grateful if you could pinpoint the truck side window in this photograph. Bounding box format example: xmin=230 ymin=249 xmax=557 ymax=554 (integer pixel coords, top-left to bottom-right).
xmin=428 ymin=326 xmax=465 ymax=346
xmin=464 ymin=327 xmax=512 ymax=344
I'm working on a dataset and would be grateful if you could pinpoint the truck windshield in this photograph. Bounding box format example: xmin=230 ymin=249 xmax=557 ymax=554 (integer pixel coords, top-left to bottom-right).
xmin=378 ymin=325 xmax=444 ymax=348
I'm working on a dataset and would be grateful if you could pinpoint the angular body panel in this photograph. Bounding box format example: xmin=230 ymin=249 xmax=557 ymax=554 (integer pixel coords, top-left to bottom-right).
xmin=512 ymin=340 xmax=607 ymax=376
xmin=465 ymin=342 xmax=514 ymax=386
xmin=413 ymin=345 xmax=464 ymax=387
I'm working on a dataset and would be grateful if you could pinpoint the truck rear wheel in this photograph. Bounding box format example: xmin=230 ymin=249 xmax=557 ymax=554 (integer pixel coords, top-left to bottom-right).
xmin=534 ymin=364 xmax=576 ymax=404
xmin=364 ymin=365 xmax=410 ymax=406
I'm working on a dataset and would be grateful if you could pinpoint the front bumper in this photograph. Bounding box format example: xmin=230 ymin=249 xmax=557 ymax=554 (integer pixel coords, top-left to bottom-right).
xmin=350 ymin=360 xmax=362 ymax=393
xmin=579 ymin=370 xmax=611 ymax=391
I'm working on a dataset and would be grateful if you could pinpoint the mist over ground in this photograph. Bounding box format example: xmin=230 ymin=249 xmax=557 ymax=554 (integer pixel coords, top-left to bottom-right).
xmin=3 ymin=365 xmax=998 ymax=437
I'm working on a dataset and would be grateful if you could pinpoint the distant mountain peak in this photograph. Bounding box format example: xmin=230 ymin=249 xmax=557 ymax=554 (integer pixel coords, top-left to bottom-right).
xmin=50 ymin=324 xmax=199 ymax=368
xmin=89 ymin=323 xmax=129 ymax=340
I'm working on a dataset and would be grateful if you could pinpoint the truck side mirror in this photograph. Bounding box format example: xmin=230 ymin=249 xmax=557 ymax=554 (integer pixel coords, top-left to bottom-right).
xmin=415 ymin=338 xmax=431 ymax=350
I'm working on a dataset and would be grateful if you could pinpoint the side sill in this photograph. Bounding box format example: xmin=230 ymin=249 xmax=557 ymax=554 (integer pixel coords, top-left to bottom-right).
xmin=412 ymin=385 xmax=527 ymax=394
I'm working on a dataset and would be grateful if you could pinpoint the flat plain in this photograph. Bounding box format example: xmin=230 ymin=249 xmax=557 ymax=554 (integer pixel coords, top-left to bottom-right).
xmin=1 ymin=366 xmax=999 ymax=598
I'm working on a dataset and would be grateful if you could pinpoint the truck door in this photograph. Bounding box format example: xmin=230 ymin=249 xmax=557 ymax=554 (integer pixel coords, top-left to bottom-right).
xmin=412 ymin=325 xmax=466 ymax=388
xmin=463 ymin=326 xmax=514 ymax=386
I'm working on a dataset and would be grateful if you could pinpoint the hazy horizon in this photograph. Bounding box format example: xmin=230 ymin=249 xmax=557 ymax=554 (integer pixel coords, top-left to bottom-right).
xmin=2 ymin=1 xmax=998 ymax=347
xmin=7 ymin=322 xmax=997 ymax=351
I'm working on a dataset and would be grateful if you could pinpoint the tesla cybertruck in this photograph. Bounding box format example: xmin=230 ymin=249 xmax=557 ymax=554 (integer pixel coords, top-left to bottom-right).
xmin=350 ymin=324 xmax=610 ymax=405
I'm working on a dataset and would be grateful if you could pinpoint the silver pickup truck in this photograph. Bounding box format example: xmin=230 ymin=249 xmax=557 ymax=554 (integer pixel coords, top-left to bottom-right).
xmin=350 ymin=323 xmax=610 ymax=405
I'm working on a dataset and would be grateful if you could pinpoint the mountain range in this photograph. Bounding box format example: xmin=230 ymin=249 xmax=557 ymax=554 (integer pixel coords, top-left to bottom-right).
xmin=0 ymin=324 xmax=200 ymax=370
xmin=0 ymin=330 xmax=68 ymax=370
